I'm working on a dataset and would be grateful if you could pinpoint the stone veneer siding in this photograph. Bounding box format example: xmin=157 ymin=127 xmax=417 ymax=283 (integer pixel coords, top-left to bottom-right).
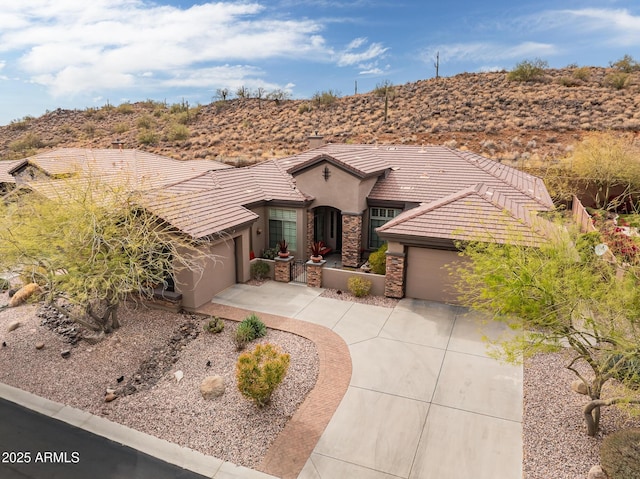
xmin=306 ymin=209 xmax=314 ymax=259
xmin=274 ymin=257 xmax=293 ymax=282
xmin=306 ymin=261 xmax=325 ymax=288
xmin=384 ymin=251 xmax=406 ymax=298
xmin=341 ymin=213 xmax=362 ymax=268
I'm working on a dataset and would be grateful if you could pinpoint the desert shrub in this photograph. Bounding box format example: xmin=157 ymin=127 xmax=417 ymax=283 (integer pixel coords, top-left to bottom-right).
xmin=19 ymin=265 xmax=49 ymax=287
xmin=605 ymin=72 xmax=630 ymax=90
xmin=117 ymin=102 xmax=134 ymax=114
xmin=558 ymin=76 xmax=580 ymax=87
xmin=203 ymin=316 xmax=224 ymax=333
xmin=610 ymin=54 xmax=640 ymax=73
xmin=312 ymin=89 xmax=340 ymax=107
xmin=368 ymin=243 xmax=388 ymax=275
xmin=138 ymin=129 xmax=159 ymax=145
xmin=167 ymin=123 xmax=190 ymax=141
xmin=347 ymin=276 xmax=372 ymax=297
xmin=236 ymin=343 xmax=290 ymax=407
xmin=572 ymin=66 xmax=591 ymax=81
xmin=250 ymin=260 xmax=270 ymax=280
xmin=9 ymin=117 xmax=32 ymax=131
xmin=262 ymin=247 xmax=277 ymax=260
xmin=136 ymin=115 xmax=154 ymax=129
xmin=0 ymin=278 xmax=10 ymax=291
xmin=9 ymin=133 xmax=44 ymax=153
xmin=82 ymin=121 xmax=96 ymax=137
xmin=298 ymin=103 xmax=312 ymax=114
xmin=173 ymin=111 xmax=191 ymax=125
xmin=507 ymin=58 xmax=548 ymax=82
xmin=601 ymin=428 xmax=640 ymax=479
xmin=113 ymin=122 xmax=129 ymax=134
xmin=235 ymin=313 xmax=267 ymax=349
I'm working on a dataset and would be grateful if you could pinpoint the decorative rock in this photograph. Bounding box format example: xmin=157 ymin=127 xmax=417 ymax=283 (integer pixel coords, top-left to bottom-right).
xmin=7 ymin=321 xmax=21 ymax=332
xmin=200 ymin=375 xmax=225 ymax=400
xmin=571 ymin=379 xmax=588 ymax=395
xmin=106 ymin=388 xmax=115 ymax=394
xmin=587 ymin=465 xmax=607 ymax=479
xmin=60 ymin=349 xmax=71 ymax=359
xmin=104 ymin=393 xmax=117 ymax=403
xmin=174 ymin=370 xmax=184 ymax=383
xmin=35 ymin=342 xmax=45 ymax=350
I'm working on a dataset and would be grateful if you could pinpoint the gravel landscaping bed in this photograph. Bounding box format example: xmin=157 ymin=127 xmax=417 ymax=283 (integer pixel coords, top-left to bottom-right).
xmin=524 ymin=350 xmax=640 ymax=478
xmin=0 ymin=291 xmax=319 ymax=469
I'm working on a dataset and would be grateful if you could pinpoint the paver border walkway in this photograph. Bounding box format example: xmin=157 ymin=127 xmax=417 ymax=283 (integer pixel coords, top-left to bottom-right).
xmin=196 ymin=302 xmax=352 ymax=479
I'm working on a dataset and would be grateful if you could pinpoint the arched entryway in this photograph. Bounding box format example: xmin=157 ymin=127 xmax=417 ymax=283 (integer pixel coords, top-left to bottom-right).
xmin=311 ymin=206 xmax=342 ymax=253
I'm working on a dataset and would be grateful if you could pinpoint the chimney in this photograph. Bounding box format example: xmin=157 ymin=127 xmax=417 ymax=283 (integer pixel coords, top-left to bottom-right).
xmin=308 ymin=131 xmax=325 ymax=149
xmin=111 ymin=139 xmax=124 ymax=150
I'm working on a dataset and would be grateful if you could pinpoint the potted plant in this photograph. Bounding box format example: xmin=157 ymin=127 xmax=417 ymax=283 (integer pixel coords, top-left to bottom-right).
xmin=310 ymin=241 xmax=325 ymax=263
xmin=277 ymin=239 xmax=290 ymax=258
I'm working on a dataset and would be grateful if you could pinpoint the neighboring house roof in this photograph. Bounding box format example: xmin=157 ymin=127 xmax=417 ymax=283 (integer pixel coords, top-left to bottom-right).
xmin=377 ymin=183 xmax=550 ymax=247
xmin=0 ymin=159 xmax=23 ymax=184
xmin=8 ymin=148 xmax=230 ymax=189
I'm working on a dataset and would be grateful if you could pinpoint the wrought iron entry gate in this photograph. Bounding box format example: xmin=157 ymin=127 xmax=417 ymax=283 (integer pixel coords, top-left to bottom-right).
xmin=290 ymin=260 xmax=307 ymax=283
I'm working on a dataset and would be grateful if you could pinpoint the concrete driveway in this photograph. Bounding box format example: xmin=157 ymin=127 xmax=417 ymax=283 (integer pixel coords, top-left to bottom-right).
xmin=213 ymin=282 xmax=523 ymax=479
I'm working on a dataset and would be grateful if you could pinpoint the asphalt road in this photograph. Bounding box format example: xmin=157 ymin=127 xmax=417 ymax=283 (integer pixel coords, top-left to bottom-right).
xmin=0 ymin=398 xmax=210 ymax=479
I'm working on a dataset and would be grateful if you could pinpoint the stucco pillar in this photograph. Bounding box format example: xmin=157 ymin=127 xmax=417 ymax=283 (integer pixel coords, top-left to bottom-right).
xmin=306 ymin=260 xmax=326 ymax=288
xmin=384 ymin=251 xmax=406 ymax=298
xmin=341 ymin=213 xmax=362 ymax=268
xmin=274 ymin=256 xmax=294 ymax=282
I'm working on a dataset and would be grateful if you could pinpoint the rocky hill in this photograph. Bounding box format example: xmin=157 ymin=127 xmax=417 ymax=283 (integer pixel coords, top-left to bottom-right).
xmin=1 ymin=66 xmax=639 ymax=166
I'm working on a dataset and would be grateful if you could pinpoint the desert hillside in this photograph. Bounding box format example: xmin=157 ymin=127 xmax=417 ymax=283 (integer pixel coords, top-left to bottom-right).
xmin=1 ymin=66 xmax=639 ymax=165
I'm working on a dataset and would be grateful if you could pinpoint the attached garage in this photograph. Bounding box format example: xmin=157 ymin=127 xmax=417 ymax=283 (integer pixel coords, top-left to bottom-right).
xmin=405 ymin=247 xmax=462 ymax=303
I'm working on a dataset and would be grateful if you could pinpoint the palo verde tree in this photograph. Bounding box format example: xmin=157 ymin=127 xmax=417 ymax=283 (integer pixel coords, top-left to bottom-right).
xmin=454 ymin=221 xmax=640 ymax=436
xmin=0 ymin=175 xmax=217 ymax=335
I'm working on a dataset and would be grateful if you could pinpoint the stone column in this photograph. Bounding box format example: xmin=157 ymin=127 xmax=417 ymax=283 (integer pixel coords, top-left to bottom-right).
xmin=274 ymin=256 xmax=294 ymax=282
xmin=384 ymin=251 xmax=406 ymax=298
xmin=306 ymin=260 xmax=326 ymax=288
xmin=306 ymin=209 xmax=315 ymax=259
xmin=341 ymin=213 xmax=362 ymax=268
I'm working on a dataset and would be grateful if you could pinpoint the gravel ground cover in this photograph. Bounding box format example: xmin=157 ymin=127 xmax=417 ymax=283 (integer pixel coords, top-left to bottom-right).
xmin=524 ymin=350 xmax=640 ymax=478
xmin=0 ymin=291 xmax=319 ymax=469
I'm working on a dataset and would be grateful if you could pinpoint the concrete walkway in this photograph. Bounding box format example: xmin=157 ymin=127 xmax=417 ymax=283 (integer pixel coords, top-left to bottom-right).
xmin=212 ymin=282 xmax=523 ymax=479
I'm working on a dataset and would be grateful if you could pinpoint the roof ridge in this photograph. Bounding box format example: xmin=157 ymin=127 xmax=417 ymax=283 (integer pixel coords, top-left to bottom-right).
xmin=451 ymin=149 xmax=551 ymax=209
xmin=378 ymin=183 xmax=483 ymax=232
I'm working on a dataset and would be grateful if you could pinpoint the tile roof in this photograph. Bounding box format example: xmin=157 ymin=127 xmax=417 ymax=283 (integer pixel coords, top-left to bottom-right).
xmin=377 ymin=182 xmax=550 ymax=246
xmin=142 ymin=160 xmax=310 ymax=238
xmin=282 ymin=145 xmax=390 ymax=178
xmin=9 ymin=148 xmax=230 ymax=189
xmin=0 ymin=159 xmax=23 ymax=184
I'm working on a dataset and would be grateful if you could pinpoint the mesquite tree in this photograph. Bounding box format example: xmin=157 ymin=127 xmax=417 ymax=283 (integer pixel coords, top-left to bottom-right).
xmin=0 ymin=177 xmax=217 ymax=334
xmin=454 ymin=222 xmax=640 ymax=436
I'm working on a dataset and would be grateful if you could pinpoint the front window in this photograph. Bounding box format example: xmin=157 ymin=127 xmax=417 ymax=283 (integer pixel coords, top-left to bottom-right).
xmin=369 ymin=207 xmax=400 ymax=249
xmin=269 ymin=208 xmax=297 ymax=251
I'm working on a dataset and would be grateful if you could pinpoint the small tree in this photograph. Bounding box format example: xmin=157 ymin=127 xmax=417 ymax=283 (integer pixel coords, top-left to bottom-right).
xmin=0 ymin=175 xmax=218 ymax=334
xmin=214 ymin=88 xmax=231 ymax=102
xmin=455 ymin=222 xmax=640 ymax=436
xmin=236 ymin=343 xmax=290 ymax=407
xmin=609 ymin=54 xmax=640 ymax=73
xmin=507 ymin=58 xmax=548 ymax=82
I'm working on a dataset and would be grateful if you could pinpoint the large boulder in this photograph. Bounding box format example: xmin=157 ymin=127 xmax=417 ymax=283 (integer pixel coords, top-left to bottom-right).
xmin=571 ymin=379 xmax=588 ymax=395
xmin=587 ymin=465 xmax=607 ymax=479
xmin=200 ymin=375 xmax=225 ymax=400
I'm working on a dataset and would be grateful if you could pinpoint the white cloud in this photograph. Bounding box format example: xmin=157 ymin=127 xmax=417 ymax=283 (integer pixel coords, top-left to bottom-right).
xmin=557 ymin=8 xmax=640 ymax=46
xmin=337 ymin=38 xmax=388 ymax=67
xmin=0 ymin=2 xmax=331 ymax=97
xmin=423 ymin=41 xmax=557 ymax=65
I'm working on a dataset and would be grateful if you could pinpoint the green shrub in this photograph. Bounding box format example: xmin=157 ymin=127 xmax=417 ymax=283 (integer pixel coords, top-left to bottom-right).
xmin=297 ymin=103 xmax=312 ymax=114
xmin=138 ymin=129 xmax=159 ymax=145
xmin=117 ymin=102 xmax=135 ymax=114
xmin=368 ymin=243 xmax=388 ymax=275
xmin=250 ymin=260 xmax=270 ymax=280
xmin=347 ymin=276 xmax=372 ymax=297
xmin=203 ymin=316 xmax=224 ymax=334
xmin=606 ymin=72 xmax=630 ymax=90
xmin=572 ymin=66 xmax=591 ymax=81
xmin=312 ymin=89 xmax=340 ymax=107
xmin=113 ymin=122 xmax=129 ymax=134
xmin=610 ymin=54 xmax=640 ymax=73
xmin=0 ymin=278 xmax=10 ymax=291
xmin=234 ymin=313 xmax=267 ymax=349
xmin=167 ymin=123 xmax=190 ymax=141
xmin=506 ymin=58 xmax=548 ymax=82
xmin=136 ymin=115 xmax=154 ymax=129
xmin=262 ymin=248 xmax=277 ymax=260
xmin=601 ymin=428 xmax=640 ymax=479
xmin=236 ymin=343 xmax=290 ymax=407
xmin=9 ymin=133 xmax=44 ymax=153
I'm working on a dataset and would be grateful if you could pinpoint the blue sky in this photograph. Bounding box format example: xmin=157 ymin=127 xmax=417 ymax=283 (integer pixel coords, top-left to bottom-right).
xmin=1 ymin=0 xmax=639 ymax=126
